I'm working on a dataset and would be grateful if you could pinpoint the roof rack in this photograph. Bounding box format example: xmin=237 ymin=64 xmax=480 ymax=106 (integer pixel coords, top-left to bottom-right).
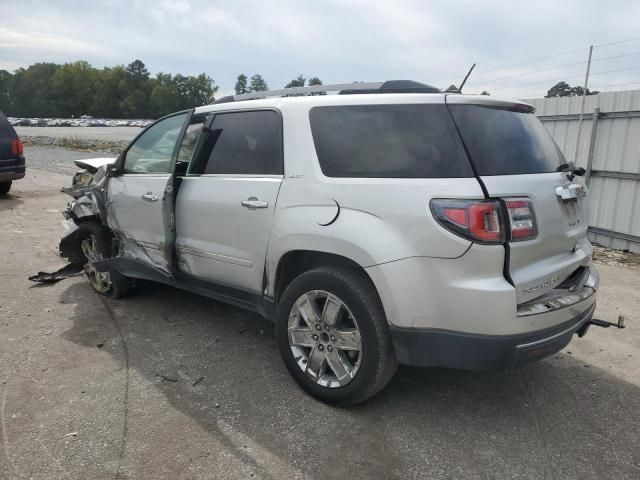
xmin=213 ymin=80 xmax=441 ymax=104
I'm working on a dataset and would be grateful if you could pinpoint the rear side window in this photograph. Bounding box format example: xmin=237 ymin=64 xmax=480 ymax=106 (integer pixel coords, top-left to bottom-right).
xmin=309 ymin=104 xmax=473 ymax=178
xmin=0 ymin=112 xmax=16 ymax=138
xmin=448 ymin=104 xmax=563 ymax=176
xmin=201 ymin=110 xmax=283 ymax=175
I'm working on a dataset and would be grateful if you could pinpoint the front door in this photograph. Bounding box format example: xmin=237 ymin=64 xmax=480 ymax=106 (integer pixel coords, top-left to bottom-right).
xmin=107 ymin=112 xmax=190 ymax=270
xmin=175 ymin=109 xmax=283 ymax=293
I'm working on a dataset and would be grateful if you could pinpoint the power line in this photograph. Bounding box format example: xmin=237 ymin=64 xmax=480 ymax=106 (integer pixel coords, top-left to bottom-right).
xmin=594 ymin=36 xmax=640 ymax=48
xmin=487 ymin=65 xmax=640 ymax=92
xmin=474 ymin=51 xmax=640 ymax=87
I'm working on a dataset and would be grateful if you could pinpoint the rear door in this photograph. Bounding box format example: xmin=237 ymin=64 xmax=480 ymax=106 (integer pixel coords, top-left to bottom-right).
xmin=447 ymin=97 xmax=591 ymax=304
xmin=107 ymin=112 xmax=190 ymax=270
xmin=175 ymin=109 xmax=283 ymax=293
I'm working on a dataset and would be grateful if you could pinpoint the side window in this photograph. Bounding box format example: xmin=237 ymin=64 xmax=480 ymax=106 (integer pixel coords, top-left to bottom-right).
xmin=202 ymin=110 xmax=282 ymax=175
xmin=177 ymin=116 xmax=205 ymax=164
xmin=123 ymin=113 xmax=188 ymax=174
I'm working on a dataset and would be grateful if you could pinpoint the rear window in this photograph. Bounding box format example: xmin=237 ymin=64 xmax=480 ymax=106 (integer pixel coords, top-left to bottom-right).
xmin=448 ymin=104 xmax=563 ymax=176
xmin=0 ymin=112 xmax=16 ymax=138
xmin=309 ymin=104 xmax=473 ymax=178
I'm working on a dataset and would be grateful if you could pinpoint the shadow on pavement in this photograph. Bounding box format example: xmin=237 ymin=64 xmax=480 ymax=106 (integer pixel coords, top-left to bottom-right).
xmin=60 ymin=280 xmax=640 ymax=480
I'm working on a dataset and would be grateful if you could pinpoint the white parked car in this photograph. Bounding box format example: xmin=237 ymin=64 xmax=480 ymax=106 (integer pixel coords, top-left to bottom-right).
xmin=51 ymin=80 xmax=602 ymax=405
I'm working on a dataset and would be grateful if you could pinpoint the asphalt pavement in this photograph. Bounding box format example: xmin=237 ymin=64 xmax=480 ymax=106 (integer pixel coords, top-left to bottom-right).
xmin=1 ymin=167 xmax=639 ymax=480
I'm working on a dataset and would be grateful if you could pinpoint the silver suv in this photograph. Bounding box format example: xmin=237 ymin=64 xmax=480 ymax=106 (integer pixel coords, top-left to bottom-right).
xmin=56 ymin=80 xmax=599 ymax=405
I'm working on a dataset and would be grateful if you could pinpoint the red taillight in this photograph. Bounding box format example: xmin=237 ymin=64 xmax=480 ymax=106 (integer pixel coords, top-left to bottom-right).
xmin=506 ymin=199 xmax=537 ymax=241
xmin=431 ymin=198 xmax=537 ymax=244
xmin=11 ymin=138 xmax=24 ymax=156
xmin=431 ymin=199 xmax=505 ymax=244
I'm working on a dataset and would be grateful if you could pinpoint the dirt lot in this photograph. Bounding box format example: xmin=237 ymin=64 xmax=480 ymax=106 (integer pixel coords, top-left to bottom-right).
xmin=1 ymin=166 xmax=639 ymax=480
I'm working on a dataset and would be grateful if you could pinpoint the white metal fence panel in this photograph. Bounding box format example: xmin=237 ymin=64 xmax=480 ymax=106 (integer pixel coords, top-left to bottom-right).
xmin=523 ymin=90 xmax=640 ymax=253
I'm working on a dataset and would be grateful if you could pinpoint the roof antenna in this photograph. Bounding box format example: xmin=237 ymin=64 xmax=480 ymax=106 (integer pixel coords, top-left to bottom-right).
xmin=458 ymin=63 xmax=476 ymax=92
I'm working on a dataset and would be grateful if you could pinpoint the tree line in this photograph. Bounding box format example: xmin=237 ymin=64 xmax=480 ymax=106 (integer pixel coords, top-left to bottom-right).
xmin=0 ymin=60 xmax=218 ymax=119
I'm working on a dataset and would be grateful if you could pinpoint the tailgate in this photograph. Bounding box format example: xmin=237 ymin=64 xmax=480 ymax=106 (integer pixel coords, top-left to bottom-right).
xmin=447 ymin=95 xmax=592 ymax=303
xmin=482 ymin=173 xmax=591 ymax=303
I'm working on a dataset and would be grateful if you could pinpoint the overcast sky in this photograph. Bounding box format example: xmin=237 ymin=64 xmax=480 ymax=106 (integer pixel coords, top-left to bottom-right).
xmin=2 ymin=0 xmax=640 ymax=99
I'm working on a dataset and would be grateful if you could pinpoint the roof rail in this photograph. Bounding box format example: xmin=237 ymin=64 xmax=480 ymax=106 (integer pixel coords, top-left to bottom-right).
xmin=213 ymin=80 xmax=440 ymax=104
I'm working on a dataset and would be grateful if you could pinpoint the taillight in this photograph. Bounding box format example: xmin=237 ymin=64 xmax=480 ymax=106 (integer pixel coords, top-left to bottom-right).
xmin=431 ymin=198 xmax=538 ymax=244
xmin=506 ymin=199 xmax=537 ymax=241
xmin=11 ymin=138 xmax=24 ymax=156
xmin=430 ymin=199 xmax=505 ymax=244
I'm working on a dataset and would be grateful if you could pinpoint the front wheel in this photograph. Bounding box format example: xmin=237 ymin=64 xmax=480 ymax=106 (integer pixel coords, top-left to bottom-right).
xmin=77 ymin=222 xmax=133 ymax=299
xmin=276 ymin=266 xmax=397 ymax=405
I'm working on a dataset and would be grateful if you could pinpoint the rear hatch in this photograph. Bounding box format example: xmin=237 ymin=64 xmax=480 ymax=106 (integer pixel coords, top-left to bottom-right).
xmin=447 ymin=95 xmax=591 ymax=304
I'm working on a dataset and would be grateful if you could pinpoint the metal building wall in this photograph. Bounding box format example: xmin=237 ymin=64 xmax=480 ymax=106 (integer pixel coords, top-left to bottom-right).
xmin=524 ymin=90 xmax=640 ymax=253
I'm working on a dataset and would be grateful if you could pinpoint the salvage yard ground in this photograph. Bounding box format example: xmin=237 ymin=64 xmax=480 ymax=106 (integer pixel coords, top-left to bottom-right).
xmin=1 ymin=148 xmax=639 ymax=479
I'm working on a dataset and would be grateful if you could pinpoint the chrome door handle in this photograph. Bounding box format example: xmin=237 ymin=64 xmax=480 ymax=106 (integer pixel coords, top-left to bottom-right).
xmin=142 ymin=192 xmax=159 ymax=202
xmin=241 ymin=197 xmax=268 ymax=209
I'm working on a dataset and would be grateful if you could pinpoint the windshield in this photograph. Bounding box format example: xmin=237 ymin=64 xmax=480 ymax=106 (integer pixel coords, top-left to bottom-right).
xmin=448 ymin=104 xmax=563 ymax=176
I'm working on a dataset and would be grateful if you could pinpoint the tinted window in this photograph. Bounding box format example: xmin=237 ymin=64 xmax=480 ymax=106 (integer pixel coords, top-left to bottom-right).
xmin=202 ymin=110 xmax=282 ymax=175
xmin=0 ymin=112 xmax=16 ymax=138
xmin=309 ymin=104 xmax=473 ymax=178
xmin=449 ymin=105 xmax=563 ymax=175
xmin=123 ymin=113 xmax=188 ymax=174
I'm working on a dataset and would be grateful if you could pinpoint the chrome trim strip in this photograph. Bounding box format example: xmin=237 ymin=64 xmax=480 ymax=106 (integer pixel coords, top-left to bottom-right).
xmin=177 ymin=246 xmax=253 ymax=267
xmin=182 ymin=174 xmax=284 ymax=179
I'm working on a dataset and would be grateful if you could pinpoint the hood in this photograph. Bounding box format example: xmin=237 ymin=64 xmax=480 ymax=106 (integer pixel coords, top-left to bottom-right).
xmin=73 ymin=157 xmax=117 ymax=173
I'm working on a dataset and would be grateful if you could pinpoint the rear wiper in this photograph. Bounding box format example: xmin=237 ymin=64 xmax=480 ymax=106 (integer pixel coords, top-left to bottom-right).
xmin=556 ymin=162 xmax=586 ymax=177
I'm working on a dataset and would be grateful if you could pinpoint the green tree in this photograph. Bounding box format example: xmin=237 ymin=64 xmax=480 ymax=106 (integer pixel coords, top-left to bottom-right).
xmin=285 ymin=74 xmax=306 ymax=88
xmin=0 ymin=70 xmax=12 ymax=112
xmin=249 ymin=74 xmax=268 ymax=92
xmin=235 ymin=74 xmax=249 ymax=94
xmin=546 ymin=81 xmax=598 ymax=98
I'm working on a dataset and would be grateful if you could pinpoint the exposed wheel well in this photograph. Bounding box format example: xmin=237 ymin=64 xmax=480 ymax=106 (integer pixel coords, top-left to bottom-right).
xmin=274 ymin=250 xmax=381 ymax=306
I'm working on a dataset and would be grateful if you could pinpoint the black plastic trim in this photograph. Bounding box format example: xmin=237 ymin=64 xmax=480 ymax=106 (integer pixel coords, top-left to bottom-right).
xmin=389 ymin=303 xmax=596 ymax=370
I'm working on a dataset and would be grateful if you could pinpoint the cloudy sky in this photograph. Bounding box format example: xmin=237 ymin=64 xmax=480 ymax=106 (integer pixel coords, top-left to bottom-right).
xmin=2 ymin=0 xmax=640 ymax=98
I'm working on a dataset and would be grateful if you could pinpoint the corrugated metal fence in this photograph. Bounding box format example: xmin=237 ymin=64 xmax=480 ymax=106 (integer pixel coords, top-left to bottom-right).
xmin=525 ymin=90 xmax=640 ymax=253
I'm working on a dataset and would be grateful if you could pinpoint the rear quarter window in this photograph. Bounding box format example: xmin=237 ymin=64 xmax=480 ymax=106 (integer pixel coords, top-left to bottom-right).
xmin=448 ymin=104 xmax=563 ymax=176
xmin=309 ymin=104 xmax=474 ymax=178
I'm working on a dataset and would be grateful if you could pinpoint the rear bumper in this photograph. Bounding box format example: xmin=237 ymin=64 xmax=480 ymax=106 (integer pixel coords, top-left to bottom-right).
xmin=0 ymin=155 xmax=26 ymax=182
xmin=390 ymin=302 xmax=596 ymax=370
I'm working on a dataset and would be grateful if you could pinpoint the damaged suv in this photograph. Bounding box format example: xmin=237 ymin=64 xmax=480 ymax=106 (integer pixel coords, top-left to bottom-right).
xmin=51 ymin=80 xmax=601 ymax=405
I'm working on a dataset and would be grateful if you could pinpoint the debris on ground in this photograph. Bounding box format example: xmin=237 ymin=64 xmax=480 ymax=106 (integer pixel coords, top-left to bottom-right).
xmin=156 ymin=373 xmax=178 ymax=383
xmin=28 ymin=263 xmax=84 ymax=283
xmin=593 ymin=244 xmax=640 ymax=270
xmin=192 ymin=376 xmax=205 ymax=386
xmin=64 ymin=432 xmax=78 ymax=437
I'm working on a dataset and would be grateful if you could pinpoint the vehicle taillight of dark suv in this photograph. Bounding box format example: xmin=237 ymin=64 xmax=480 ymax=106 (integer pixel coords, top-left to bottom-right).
xmin=0 ymin=111 xmax=25 ymax=195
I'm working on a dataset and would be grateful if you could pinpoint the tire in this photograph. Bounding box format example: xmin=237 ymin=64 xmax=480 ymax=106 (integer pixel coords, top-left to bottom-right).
xmin=276 ymin=266 xmax=397 ymax=406
xmin=76 ymin=222 xmax=133 ymax=299
xmin=0 ymin=181 xmax=11 ymax=195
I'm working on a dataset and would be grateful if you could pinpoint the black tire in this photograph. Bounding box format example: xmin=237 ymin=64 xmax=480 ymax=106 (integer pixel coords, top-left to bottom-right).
xmin=0 ymin=181 xmax=11 ymax=195
xmin=76 ymin=222 xmax=133 ymax=299
xmin=276 ymin=266 xmax=397 ymax=406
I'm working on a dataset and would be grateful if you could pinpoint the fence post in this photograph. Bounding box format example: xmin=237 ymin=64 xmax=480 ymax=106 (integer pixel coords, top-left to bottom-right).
xmin=585 ymin=107 xmax=600 ymax=186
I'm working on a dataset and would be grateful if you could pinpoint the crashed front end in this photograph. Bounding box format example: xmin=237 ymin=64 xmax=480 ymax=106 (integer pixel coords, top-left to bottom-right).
xmin=59 ymin=158 xmax=116 ymax=264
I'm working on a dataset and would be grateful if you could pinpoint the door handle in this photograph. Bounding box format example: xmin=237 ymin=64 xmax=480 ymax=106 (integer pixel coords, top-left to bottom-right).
xmin=142 ymin=192 xmax=159 ymax=202
xmin=241 ymin=197 xmax=268 ymax=209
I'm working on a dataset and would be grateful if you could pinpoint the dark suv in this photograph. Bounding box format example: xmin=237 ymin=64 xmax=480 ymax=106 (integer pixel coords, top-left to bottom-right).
xmin=0 ymin=111 xmax=25 ymax=195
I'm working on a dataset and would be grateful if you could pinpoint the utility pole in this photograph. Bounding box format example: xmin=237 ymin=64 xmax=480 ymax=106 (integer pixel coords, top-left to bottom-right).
xmin=574 ymin=45 xmax=593 ymax=164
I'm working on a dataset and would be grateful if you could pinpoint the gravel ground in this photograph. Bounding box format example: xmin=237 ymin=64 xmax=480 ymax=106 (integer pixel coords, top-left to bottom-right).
xmin=24 ymin=145 xmax=117 ymax=176
xmin=1 ymin=161 xmax=639 ymax=479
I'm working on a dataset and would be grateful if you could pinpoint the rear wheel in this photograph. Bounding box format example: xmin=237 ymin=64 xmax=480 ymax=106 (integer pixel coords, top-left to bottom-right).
xmin=276 ymin=266 xmax=397 ymax=405
xmin=77 ymin=222 xmax=133 ymax=299
xmin=0 ymin=181 xmax=11 ymax=195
